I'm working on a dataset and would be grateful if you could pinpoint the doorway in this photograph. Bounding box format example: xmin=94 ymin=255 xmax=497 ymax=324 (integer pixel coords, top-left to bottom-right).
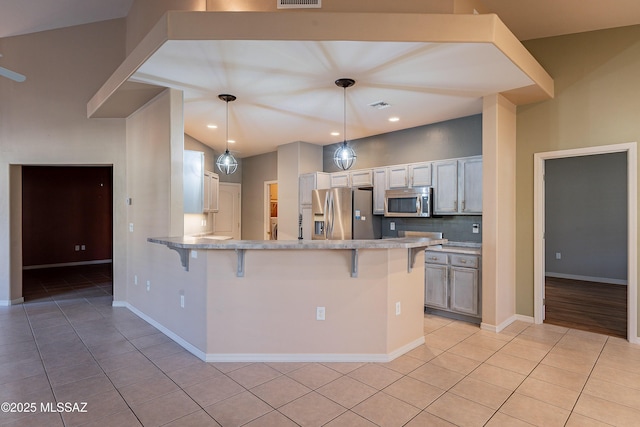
xmin=534 ymin=143 xmax=638 ymax=342
xmin=264 ymin=181 xmax=278 ymax=240
xmin=213 ymin=182 xmax=242 ymax=239
xmin=21 ymin=165 xmax=114 ymax=300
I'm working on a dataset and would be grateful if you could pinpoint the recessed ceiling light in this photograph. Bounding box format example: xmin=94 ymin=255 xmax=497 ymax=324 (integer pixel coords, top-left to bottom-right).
xmin=228 ymin=139 xmax=236 ymax=144
xmin=331 ymin=132 xmax=340 ymax=136
xmin=207 ymin=124 xmax=217 ymax=129
xmin=389 ymin=117 xmax=400 ymax=122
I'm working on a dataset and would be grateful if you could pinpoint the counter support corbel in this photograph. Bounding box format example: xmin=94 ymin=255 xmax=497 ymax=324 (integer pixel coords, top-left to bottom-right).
xmin=236 ymin=249 xmax=245 ymax=277
xmin=167 ymin=246 xmax=190 ymax=271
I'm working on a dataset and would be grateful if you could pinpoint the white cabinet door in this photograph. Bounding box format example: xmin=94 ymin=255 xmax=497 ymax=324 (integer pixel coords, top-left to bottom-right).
xmin=388 ymin=165 xmax=409 ymax=188
xmin=409 ymin=162 xmax=431 ymax=187
xmin=450 ymin=266 xmax=479 ymax=316
xmin=350 ymin=169 xmax=373 ymax=187
xmin=299 ymin=173 xmax=330 ymax=206
xmin=460 ymin=157 xmax=482 ymax=214
xmin=433 ymin=160 xmax=458 ymax=214
xmin=204 ymin=171 xmax=220 ymax=212
xmin=209 ymin=173 xmax=219 ymax=212
xmin=425 ymin=263 xmax=449 ymax=309
xmin=330 ymin=172 xmax=350 ymax=188
xmin=183 ymin=150 xmax=204 ymax=213
xmin=372 ymin=168 xmax=387 ymax=215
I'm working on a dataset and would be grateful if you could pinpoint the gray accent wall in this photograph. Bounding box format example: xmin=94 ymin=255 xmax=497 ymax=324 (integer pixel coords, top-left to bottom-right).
xmin=324 ymin=114 xmax=483 ymax=242
xmin=545 ymin=152 xmax=627 ymax=282
xmin=323 ymin=114 xmax=482 ymax=171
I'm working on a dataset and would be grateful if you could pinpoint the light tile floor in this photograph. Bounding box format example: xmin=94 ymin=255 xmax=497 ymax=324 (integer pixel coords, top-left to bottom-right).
xmin=1 ymin=266 xmax=640 ymax=426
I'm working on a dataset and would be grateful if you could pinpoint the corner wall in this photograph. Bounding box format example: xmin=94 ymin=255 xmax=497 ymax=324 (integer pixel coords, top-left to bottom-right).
xmin=0 ymin=20 xmax=127 ymax=303
xmin=517 ymin=25 xmax=640 ymax=332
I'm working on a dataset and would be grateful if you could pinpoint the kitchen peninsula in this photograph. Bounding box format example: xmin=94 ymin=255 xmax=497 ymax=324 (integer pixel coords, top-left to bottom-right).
xmin=147 ymin=236 xmax=445 ymax=362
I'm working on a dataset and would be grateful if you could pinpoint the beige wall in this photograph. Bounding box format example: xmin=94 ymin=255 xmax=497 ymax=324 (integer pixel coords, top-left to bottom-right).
xmin=277 ymin=141 xmax=323 ymax=240
xmin=125 ymin=89 xmax=208 ymax=350
xmin=0 ymin=20 xmax=127 ymax=303
xmin=516 ymin=25 xmax=640 ymax=326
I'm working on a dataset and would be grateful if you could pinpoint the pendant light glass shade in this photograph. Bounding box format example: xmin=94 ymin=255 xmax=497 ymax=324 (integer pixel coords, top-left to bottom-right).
xmin=333 ymin=78 xmax=356 ymax=171
xmin=216 ymin=94 xmax=238 ymax=175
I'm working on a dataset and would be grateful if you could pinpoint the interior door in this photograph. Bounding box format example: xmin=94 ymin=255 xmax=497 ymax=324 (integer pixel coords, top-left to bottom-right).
xmin=213 ymin=183 xmax=241 ymax=239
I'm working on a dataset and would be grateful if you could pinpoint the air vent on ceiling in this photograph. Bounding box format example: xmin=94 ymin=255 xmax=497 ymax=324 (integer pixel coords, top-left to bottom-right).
xmin=277 ymin=0 xmax=321 ymax=9
xmin=369 ymin=101 xmax=391 ymax=110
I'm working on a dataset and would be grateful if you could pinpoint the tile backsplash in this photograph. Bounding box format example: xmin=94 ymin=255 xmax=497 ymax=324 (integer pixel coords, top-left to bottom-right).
xmin=381 ymin=215 xmax=482 ymax=243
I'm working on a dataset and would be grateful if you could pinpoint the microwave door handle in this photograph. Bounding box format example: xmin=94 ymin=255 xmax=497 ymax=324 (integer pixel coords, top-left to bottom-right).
xmin=416 ymin=197 xmax=422 ymax=214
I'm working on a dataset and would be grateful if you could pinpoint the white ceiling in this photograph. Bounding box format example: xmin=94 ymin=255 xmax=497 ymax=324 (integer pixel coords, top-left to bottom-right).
xmin=131 ymin=40 xmax=533 ymax=156
xmin=2 ymin=1 xmax=639 ymax=157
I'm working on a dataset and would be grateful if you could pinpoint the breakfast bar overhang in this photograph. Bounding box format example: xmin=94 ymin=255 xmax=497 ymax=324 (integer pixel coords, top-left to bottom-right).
xmin=147 ymin=237 xmax=445 ymax=362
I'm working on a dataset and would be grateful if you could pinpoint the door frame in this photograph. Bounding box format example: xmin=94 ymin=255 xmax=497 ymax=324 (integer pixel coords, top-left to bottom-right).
xmin=533 ymin=142 xmax=637 ymax=343
xmin=264 ymin=180 xmax=277 ymax=240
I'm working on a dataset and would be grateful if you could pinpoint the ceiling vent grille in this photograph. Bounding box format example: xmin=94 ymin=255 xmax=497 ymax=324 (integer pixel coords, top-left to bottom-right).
xmin=369 ymin=101 xmax=391 ymax=110
xmin=277 ymin=0 xmax=321 ymax=9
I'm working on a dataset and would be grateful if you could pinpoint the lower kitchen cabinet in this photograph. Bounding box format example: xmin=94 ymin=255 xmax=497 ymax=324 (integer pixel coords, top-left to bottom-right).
xmin=425 ymin=250 xmax=481 ymax=321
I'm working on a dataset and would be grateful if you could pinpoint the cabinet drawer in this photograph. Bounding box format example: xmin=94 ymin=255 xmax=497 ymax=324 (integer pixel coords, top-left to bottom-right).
xmin=450 ymin=254 xmax=478 ymax=268
xmin=425 ymin=252 xmax=447 ymax=265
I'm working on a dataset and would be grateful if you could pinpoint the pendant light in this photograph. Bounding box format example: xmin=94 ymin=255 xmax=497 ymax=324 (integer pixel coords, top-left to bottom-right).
xmin=333 ymin=78 xmax=357 ymax=171
xmin=215 ymin=94 xmax=238 ymax=175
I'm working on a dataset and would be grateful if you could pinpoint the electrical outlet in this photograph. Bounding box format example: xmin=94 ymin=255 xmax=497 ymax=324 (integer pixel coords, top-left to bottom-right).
xmin=146 ymin=281 xmax=150 ymax=291
xmin=556 ymin=252 xmax=562 ymax=260
xmin=180 ymin=294 xmax=185 ymax=308
xmin=191 ymin=251 xmax=198 ymax=259
xmin=472 ymin=224 xmax=479 ymax=234
xmin=134 ymin=275 xmax=138 ymax=285
xmin=395 ymin=301 xmax=401 ymax=316
xmin=81 ymin=245 xmax=86 ymax=250
xmin=74 ymin=245 xmax=80 ymax=251
xmin=316 ymin=306 xmax=326 ymax=321
xmin=129 ymin=223 xmax=134 ymax=232
xmin=390 ymin=222 xmax=396 ymax=231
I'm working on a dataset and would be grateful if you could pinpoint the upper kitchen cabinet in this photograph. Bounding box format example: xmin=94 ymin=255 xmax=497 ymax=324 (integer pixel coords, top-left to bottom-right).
xmin=299 ymin=172 xmax=331 ymax=206
xmin=204 ymin=170 xmax=220 ymax=213
xmin=433 ymin=156 xmax=482 ymax=215
xmin=388 ymin=162 xmax=432 ymax=189
xmin=330 ymin=171 xmax=351 ymax=188
xmin=373 ymin=168 xmax=387 ymax=215
xmin=459 ymin=157 xmax=482 ymax=213
xmin=409 ymin=163 xmax=432 ymax=187
xmin=388 ymin=165 xmax=409 ymax=189
xmin=350 ymin=169 xmax=374 ymax=187
xmin=183 ymin=150 xmax=204 ymax=214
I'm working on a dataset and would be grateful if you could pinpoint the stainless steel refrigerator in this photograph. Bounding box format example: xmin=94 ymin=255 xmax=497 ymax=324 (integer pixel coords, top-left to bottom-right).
xmin=311 ymin=187 xmax=381 ymax=240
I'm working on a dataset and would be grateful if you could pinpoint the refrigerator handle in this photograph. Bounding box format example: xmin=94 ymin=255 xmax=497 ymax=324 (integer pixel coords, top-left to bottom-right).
xmin=328 ymin=193 xmax=335 ymax=238
xmin=324 ymin=192 xmax=330 ymax=239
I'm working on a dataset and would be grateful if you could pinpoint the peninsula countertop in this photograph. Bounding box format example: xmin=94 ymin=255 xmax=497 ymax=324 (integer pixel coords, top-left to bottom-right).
xmin=148 ymin=236 xmax=448 ymax=274
xmin=148 ymin=236 xmax=448 ymax=250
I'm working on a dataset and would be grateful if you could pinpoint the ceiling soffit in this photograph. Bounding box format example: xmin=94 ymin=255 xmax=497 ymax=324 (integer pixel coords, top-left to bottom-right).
xmin=87 ymin=11 xmax=554 ymax=156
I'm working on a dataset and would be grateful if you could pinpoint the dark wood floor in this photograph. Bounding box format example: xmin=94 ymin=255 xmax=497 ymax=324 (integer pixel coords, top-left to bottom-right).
xmin=545 ymin=276 xmax=627 ymax=338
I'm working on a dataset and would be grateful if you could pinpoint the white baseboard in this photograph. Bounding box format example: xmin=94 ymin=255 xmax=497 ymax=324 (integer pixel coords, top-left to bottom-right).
xmin=205 ymin=337 xmax=425 ymax=363
xmin=112 ymin=301 xmax=206 ymax=361
xmin=481 ymin=314 xmax=534 ymax=333
xmin=0 ymin=297 xmax=24 ymax=306
xmin=546 ymin=272 xmax=627 ymax=286
xmin=112 ymin=301 xmax=425 ymax=363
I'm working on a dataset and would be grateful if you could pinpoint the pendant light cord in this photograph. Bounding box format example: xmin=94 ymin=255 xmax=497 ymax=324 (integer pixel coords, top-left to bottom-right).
xmin=225 ymin=98 xmax=230 ymax=152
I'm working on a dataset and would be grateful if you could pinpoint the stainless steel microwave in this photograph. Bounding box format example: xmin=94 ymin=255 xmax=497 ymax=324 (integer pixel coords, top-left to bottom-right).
xmin=384 ymin=187 xmax=432 ymax=217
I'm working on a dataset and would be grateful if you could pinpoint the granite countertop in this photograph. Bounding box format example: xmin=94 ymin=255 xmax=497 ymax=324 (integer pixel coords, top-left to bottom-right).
xmin=426 ymin=241 xmax=482 ymax=255
xmin=148 ymin=236 xmax=448 ymax=250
